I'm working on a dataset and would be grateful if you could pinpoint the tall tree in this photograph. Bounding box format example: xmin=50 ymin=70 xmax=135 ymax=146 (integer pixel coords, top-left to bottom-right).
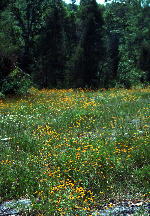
xmin=139 ymin=1 xmax=150 ymax=81
xmin=72 ymin=0 xmax=104 ymax=88
xmin=116 ymin=0 xmax=145 ymax=87
xmin=63 ymin=0 xmax=78 ymax=87
xmin=0 ymin=1 xmax=19 ymax=87
xmin=36 ymin=0 xmax=67 ymax=88
xmin=10 ymin=0 xmax=48 ymax=73
xmin=103 ymin=1 xmax=126 ymax=87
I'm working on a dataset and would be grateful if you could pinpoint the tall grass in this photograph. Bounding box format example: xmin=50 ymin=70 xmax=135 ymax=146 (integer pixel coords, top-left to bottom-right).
xmin=0 ymin=87 xmax=150 ymax=215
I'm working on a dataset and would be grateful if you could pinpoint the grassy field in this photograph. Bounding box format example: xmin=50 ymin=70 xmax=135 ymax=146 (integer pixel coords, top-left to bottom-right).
xmin=0 ymin=87 xmax=150 ymax=215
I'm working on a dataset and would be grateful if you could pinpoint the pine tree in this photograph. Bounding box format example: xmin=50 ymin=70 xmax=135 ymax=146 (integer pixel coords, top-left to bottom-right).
xmin=36 ymin=0 xmax=67 ymax=88
xmin=139 ymin=1 xmax=150 ymax=82
xmin=103 ymin=2 xmax=121 ymax=87
xmin=72 ymin=0 xmax=104 ymax=88
xmin=63 ymin=0 xmax=78 ymax=87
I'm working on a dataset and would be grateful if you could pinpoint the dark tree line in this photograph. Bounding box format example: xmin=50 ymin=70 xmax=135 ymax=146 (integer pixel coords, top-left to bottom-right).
xmin=0 ymin=0 xmax=150 ymax=95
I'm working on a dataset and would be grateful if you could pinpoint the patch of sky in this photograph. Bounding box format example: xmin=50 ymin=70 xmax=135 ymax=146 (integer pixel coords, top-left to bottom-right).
xmin=64 ymin=0 xmax=106 ymax=5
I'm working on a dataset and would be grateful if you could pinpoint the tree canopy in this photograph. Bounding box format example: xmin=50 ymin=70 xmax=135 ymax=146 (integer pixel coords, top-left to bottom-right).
xmin=0 ymin=0 xmax=150 ymax=94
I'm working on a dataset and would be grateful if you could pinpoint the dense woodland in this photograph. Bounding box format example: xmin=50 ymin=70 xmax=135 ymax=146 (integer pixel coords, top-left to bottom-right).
xmin=0 ymin=0 xmax=150 ymax=95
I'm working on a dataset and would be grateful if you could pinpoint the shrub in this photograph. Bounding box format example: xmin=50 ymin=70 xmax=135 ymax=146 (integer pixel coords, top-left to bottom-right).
xmin=0 ymin=91 xmax=5 ymax=99
xmin=117 ymin=57 xmax=144 ymax=88
xmin=1 ymin=67 xmax=33 ymax=96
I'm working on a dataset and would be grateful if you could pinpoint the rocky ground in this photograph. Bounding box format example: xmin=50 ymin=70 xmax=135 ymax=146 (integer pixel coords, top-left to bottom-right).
xmin=91 ymin=199 xmax=150 ymax=215
xmin=0 ymin=198 xmax=149 ymax=215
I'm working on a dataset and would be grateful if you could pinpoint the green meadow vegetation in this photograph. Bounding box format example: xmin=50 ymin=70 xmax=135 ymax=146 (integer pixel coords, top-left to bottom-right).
xmin=0 ymin=88 xmax=150 ymax=215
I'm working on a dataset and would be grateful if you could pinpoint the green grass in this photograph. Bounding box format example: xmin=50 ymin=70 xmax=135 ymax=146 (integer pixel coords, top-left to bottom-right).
xmin=0 ymin=87 xmax=150 ymax=215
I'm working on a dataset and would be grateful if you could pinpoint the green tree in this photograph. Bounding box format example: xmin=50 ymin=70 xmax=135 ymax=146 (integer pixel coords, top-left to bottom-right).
xmin=117 ymin=0 xmax=145 ymax=87
xmin=102 ymin=1 xmax=125 ymax=87
xmin=0 ymin=0 xmax=47 ymax=93
xmin=72 ymin=0 xmax=104 ymax=88
xmin=103 ymin=0 xmax=150 ymax=87
xmin=36 ymin=0 xmax=67 ymax=88
xmin=10 ymin=0 xmax=48 ymax=73
xmin=63 ymin=1 xmax=78 ymax=87
xmin=139 ymin=1 xmax=150 ymax=81
xmin=0 ymin=0 xmax=11 ymax=11
xmin=0 ymin=2 xmax=19 ymax=88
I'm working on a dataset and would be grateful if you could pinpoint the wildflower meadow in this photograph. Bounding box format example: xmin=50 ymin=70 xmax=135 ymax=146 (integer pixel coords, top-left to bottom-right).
xmin=0 ymin=88 xmax=150 ymax=215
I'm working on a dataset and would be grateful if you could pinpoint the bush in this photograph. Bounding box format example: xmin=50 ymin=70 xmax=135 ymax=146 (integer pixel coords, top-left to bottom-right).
xmin=1 ymin=67 xmax=33 ymax=96
xmin=0 ymin=92 xmax=5 ymax=99
xmin=117 ymin=57 xmax=143 ymax=88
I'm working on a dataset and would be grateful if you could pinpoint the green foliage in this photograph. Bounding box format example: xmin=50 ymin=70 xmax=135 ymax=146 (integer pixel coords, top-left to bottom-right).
xmin=0 ymin=0 xmax=11 ymax=11
xmin=71 ymin=0 xmax=104 ymax=88
xmin=0 ymin=88 xmax=149 ymax=213
xmin=0 ymin=0 xmax=150 ymax=90
xmin=0 ymin=7 xmax=21 ymax=82
xmin=1 ymin=67 xmax=33 ymax=96
xmin=35 ymin=0 xmax=68 ymax=88
xmin=103 ymin=0 xmax=150 ymax=88
xmin=0 ymin=92 xmax=5 ymax=99
xmin=9 ymin=0 xmax=49 ymax=74
xmin=118 ymin=55 xmax=143 ymax=88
